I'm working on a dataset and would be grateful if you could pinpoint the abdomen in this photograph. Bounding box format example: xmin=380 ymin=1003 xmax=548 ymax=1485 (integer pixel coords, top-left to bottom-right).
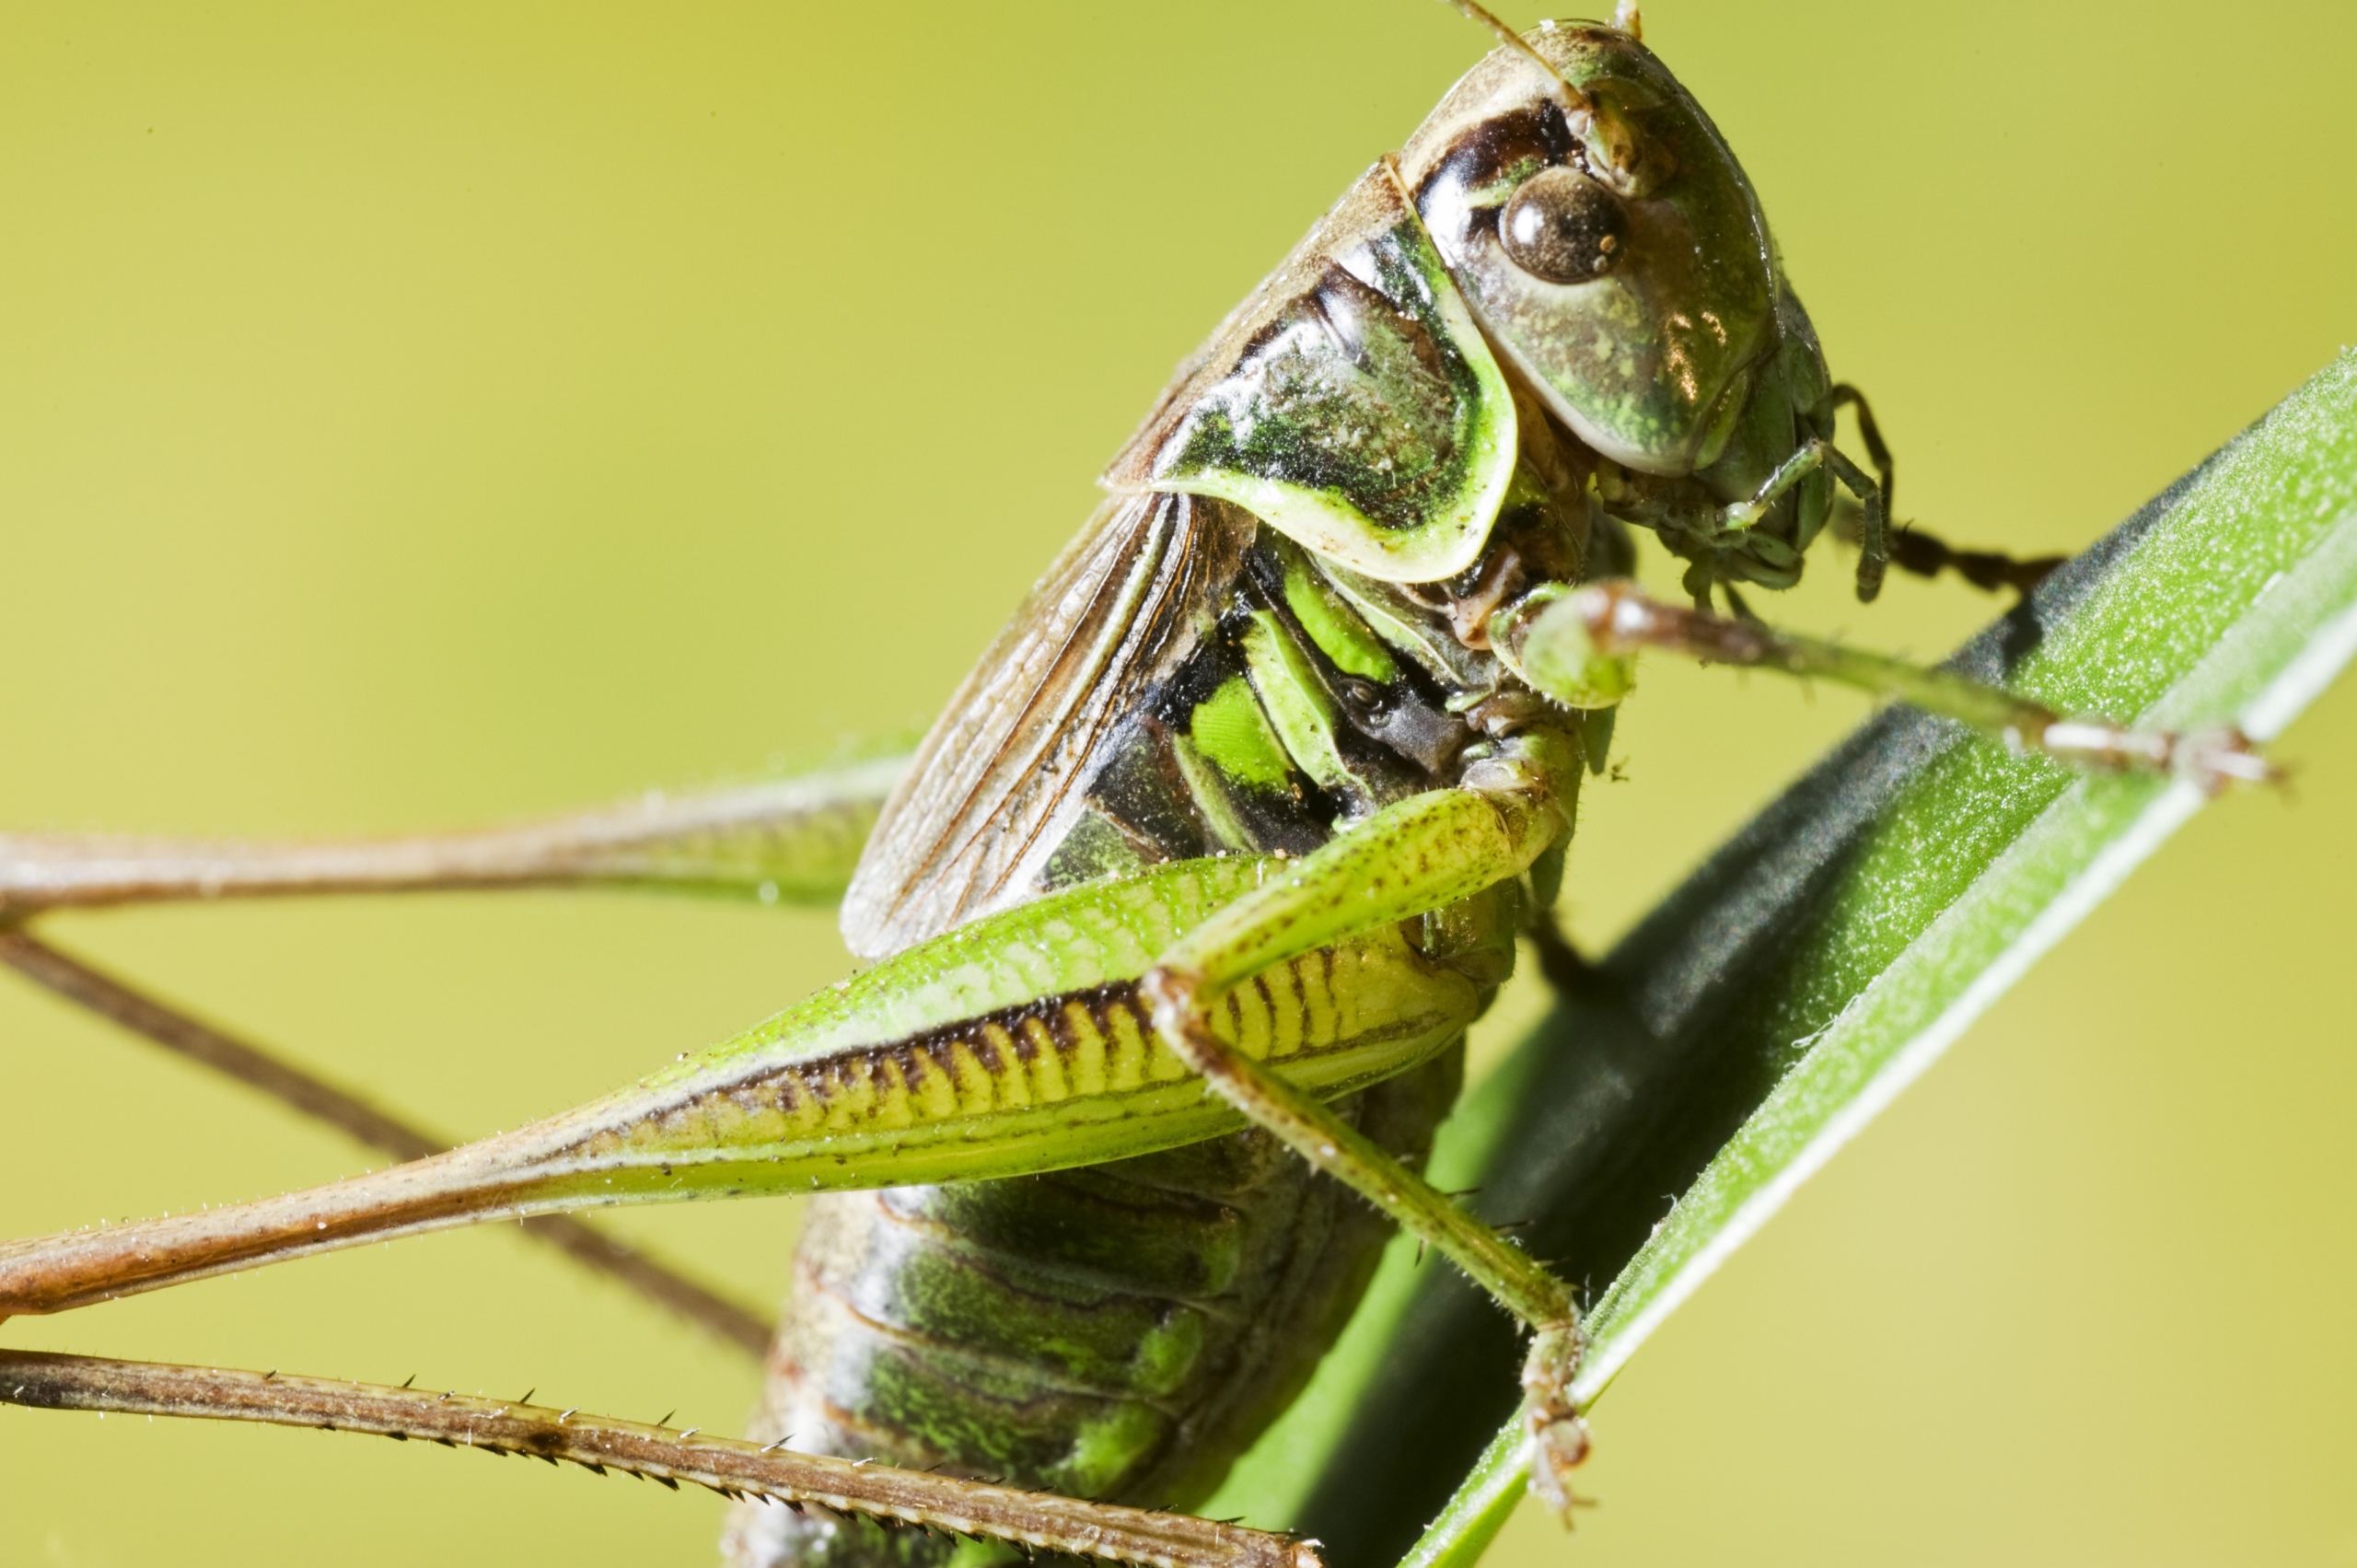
xmin=723 ymin=1054 xmax=1457 ymax=1568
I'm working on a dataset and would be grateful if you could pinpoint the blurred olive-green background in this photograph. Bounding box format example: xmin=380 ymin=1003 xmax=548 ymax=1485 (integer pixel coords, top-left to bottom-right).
xmin=5 ymin=2 xmax=2354 ymax=1562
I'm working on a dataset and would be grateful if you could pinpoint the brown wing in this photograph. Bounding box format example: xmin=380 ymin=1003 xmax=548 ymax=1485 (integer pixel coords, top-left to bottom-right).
xmin=839 ymin=491 xmax=1248 ymax=960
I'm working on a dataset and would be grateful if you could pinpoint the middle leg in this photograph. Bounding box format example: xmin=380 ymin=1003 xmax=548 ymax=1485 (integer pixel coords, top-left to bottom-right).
xmin=1138 ymin=738 xmax=1594 ymax=1511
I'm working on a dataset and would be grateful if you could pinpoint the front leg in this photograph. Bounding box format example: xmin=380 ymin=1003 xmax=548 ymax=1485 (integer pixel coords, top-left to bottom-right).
xmin=1498 ymin=579 xmax=2275 ymax=789
xmin=1137 ymin=740 xmax=1593 ymax=1513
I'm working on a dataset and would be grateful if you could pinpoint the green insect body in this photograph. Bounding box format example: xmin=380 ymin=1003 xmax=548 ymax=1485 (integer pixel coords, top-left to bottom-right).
xmin=9 ymin=15 xmax=2238 ymax=1568
xmin=744 ymin=21 xmax=1830 ymax=1568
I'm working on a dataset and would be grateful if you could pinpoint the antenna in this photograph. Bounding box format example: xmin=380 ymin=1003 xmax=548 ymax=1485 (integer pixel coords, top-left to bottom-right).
xmin=1432 ymin=0 xmax=1643 ymax=188
xmin=1434 ymin=0 xmax=1599 ymax=121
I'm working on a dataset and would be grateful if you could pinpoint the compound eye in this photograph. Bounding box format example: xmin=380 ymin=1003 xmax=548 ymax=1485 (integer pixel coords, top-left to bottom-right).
xmin=1498 ymin=165 xmax=1628 ymax=285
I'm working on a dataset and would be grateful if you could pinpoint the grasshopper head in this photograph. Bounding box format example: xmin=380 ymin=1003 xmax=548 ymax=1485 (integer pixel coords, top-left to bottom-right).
xmin=1402 ymin=21 xmax=1798 ymax=482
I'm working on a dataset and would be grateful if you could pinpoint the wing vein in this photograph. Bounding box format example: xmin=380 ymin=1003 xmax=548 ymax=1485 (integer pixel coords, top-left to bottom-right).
xmin=840 ymin=494 xmax=1244 ymax=958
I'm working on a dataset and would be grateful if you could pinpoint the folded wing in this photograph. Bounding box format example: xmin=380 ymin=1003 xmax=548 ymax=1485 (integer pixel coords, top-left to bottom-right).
xmin=840 ymin=491 xmax=1249 ymax=960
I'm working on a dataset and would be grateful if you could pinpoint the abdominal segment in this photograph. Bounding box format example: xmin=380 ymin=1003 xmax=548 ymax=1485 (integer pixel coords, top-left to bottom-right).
xmin=721 ymin=1056 xmax=1457 ymax=1568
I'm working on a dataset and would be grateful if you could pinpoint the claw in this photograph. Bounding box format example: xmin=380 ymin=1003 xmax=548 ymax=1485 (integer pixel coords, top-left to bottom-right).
xmin=2037 ymin=721 xmax=2282 ymax=793
xmin=2179 ymin=728 xmax=2282 ymax=794
xmin=1519 ymin=1323 xmax=1591 ymax=1519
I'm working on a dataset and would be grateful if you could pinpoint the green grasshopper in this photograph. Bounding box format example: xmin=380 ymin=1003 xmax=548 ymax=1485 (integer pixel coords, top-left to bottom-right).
xmin=0 ymin=6 xmax=2274 ymax=1567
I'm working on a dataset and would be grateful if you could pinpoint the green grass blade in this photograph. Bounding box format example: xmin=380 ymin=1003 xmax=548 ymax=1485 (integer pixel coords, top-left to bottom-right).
xmin=1206 ymin=352 xmax=2357 ymax=1567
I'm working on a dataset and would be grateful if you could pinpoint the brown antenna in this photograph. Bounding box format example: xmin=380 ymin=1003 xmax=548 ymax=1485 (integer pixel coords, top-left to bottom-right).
xmin=1433 ymin=0 xmax=1642 ymax=187
xmin=1434 ymin=0 xmax=1600 ymax=121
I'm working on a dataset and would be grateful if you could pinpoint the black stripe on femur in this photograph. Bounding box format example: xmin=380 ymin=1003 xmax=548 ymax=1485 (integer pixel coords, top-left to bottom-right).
xmin=670 ymin=980 xmax=1151 ymax=1124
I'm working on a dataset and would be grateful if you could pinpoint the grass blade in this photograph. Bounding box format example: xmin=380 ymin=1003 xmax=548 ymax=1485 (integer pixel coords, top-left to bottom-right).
xmin=1205 ymin=352 xmax=2357 ymax=1566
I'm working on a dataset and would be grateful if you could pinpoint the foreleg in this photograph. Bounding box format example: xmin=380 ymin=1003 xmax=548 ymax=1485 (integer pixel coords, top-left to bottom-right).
xmin=1497 ymin=579 xmax=2273 ymax=789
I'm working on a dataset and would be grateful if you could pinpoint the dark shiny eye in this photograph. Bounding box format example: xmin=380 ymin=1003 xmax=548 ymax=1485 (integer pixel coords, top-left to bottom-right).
xmin=1498 ymin=165 xmax=1628 ymax=285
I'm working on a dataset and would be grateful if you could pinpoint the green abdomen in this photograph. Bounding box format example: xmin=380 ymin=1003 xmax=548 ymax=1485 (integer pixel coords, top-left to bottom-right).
xmin=724 ymin=1057 xmax=1456 ymax=1568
